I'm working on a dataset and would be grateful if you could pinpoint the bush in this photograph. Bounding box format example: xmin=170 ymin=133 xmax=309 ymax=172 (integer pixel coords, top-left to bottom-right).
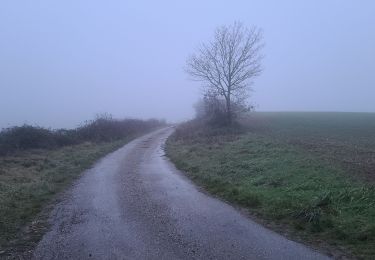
xmin=0 ymin=115 xmax=166 ymax=155
xmin=76 ymin=115 xmax=166 ymax=142
xmin=0 ymin=125 xmax=56 ymax=154
xmin=194 ymin=93 xmax=252 ymax=127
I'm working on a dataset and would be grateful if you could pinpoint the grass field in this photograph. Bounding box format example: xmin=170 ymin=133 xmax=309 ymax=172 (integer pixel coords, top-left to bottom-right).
xmin=0 ymin=138 xmax=132 ymax=253
xmin=243 ymin=112 xmax=375 ymax=182
xmin=166 ymin=112 xmax=375 ymax=259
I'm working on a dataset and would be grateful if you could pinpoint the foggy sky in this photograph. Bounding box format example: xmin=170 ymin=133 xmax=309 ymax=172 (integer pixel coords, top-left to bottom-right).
xmin=1 ymin=1 xmax=374 ymax=129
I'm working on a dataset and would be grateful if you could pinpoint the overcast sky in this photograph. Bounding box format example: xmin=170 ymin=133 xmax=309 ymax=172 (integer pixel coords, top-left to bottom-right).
xmin=1 ymin=1 xmax=374 ymax=129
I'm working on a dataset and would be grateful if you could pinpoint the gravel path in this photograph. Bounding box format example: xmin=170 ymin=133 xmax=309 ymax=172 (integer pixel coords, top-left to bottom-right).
xmin=33 ymin=127 xmax=330 ymax=260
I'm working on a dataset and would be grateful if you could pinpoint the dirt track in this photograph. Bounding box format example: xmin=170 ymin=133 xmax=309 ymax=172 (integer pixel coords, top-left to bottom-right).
xmin=33 ymin=127 xmax=330 ymax=259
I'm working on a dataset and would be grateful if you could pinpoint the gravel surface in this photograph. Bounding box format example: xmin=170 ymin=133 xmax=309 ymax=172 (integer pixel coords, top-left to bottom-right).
xmin=33 ymin=127 xmax=330 ymax=260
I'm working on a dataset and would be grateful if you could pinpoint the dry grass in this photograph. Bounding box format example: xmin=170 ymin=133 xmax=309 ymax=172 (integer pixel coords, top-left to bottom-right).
xmin=0 ymin=139 xmax=130 ymax=253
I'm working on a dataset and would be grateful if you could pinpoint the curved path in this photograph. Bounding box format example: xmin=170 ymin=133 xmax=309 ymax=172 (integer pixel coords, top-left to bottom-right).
xmin=33 ymin=128 xmax=330 ymax=260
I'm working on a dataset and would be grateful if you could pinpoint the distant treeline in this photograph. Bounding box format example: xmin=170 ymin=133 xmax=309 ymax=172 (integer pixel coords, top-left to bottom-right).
xmin=0 ymin=115 xmax=166 ymax=155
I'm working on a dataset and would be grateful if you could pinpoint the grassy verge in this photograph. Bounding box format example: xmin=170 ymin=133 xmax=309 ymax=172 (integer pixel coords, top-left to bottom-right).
xmin=0 ymin=137 xmax=132 ymax=252
xmin=166 ymin=121 xmax=375 ymax=259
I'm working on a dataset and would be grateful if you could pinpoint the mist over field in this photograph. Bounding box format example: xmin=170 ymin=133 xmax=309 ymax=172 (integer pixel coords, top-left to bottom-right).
xmin=2 ymin=2 xmax=375 ymax=258
xmin=1 ymin=0 xmax=375 ymax=129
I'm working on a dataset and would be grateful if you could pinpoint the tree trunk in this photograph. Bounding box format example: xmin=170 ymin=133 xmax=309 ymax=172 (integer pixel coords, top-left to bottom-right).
xmin=226 ymin=96 xmax=232 ymax=125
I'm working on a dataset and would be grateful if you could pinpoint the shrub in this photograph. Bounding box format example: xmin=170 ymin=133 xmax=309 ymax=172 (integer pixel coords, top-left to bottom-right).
xmin=0 ymin=115 xmax=166 ymax=155
xmin=194 ymin=92 xmax=252 ymax=126
xmin=0 ymin=125 xmax=56 ymax=154
xmin=76 ymin=115 xmax=166 ymax=142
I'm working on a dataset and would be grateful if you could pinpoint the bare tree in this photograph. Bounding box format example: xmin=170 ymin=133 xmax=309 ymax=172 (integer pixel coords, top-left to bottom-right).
xmin=186 ymin=22 xmax=264 ymax=124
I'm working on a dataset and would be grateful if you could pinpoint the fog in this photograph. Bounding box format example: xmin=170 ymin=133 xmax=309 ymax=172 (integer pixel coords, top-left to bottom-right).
xmin=1 ymin=1 xmax=374 ymax=129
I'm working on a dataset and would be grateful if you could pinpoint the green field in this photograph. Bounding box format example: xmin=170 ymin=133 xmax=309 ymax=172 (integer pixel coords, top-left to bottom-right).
xmin=243 ymin=112 xmax=375 ymax=182
xmin=0 ymin=138 xmax=131 ymax=254
xmin=166 ymin=112 xmax=375 ymax=259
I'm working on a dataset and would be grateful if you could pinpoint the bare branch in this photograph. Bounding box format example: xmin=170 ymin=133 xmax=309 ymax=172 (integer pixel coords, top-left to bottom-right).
xmin=186 ymin=22 xmax=264 ymax=124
